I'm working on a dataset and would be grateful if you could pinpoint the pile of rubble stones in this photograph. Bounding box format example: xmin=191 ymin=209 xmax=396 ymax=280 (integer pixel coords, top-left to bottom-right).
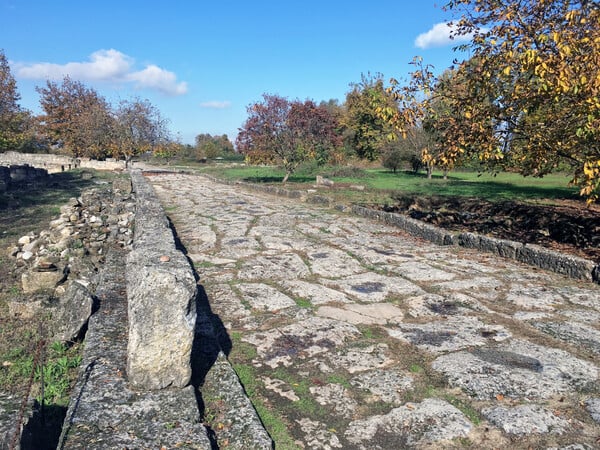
xmin=6 ymin=177 xmax=135 ymax=342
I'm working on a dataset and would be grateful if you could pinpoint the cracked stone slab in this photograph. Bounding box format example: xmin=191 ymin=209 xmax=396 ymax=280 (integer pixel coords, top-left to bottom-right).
xmin=326 ymin=272 xmax=425 ymax=302
xmin=504 ymin=285 xmax=564 ymax=311
xmin=237 ymin=283 xmax=297 ymax=311
xmin=218 ymin=236 xmax=262 ymax=258
xmin=238 ymin=252 xmax=310 ymax=280
xmin=405 ymin=292 xmax=489 ymax=318
xmin=279 ymin=279 xmax=352 ymax=305
xmin=387 ymin=316 xmax=511 ymax=354
xmin=254 ymin=231 xmax=313 ymax=251
xmin=532 ymin=321 xmax=600 ymax=354
xmin=323 ymin=343 xmax=393 ymax=374
xmin=316 ymin=303 xmax=403 ymax=325
xmin=309 ymin=383 xmax=358 ymax=418
xmin=513 ymin=311 xmax=550 ymax=321
xmin=344 ymin=398 xmax=473 ymax=449
xmin=296 ymin=418 xmax=343 ymax=449
xmin=483 ymin=404 xmax=571 ymax=435
xmin=561 ymin=309 xmax=600 ymax=325
xmin=180 ymin=225 xmax=217 ymax=252
xmin=433 ymin=276 xmax=504 ymax=299
xmin=557 ymin=287 xmax=600 ymax=309
xmin=432 ymin=339 xmax=599 ymax=400
xmin=262 ymin=377 xmax=300 ymax=401
xmin=202 ymin=283 xmax=252 ymax=326
xmin=392 ymin=260 xmax=458 ymax=282
xmin=306 ymin=247 xmax=366 ymax=278
xmin=242 ymin=316 xmax=361 ymax=368
xmin=350 ymin=369 xmax=414 ymax=404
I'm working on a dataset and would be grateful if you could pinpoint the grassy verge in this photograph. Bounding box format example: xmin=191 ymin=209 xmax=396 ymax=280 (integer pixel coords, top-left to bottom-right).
xmin=197 ymin=163 xmax=580 ymax=205
xmin=0 ymin=169 xmax=119 ymax=403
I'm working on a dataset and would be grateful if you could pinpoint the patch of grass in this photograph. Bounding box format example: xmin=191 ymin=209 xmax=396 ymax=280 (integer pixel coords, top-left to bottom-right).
xmin=232 ymin=363 xmax=300 ymax=449
xmin=230 ymin=332 xmax=258 ymax=361
xmin=326 ymin=374 xmax=351 ymax=389
xmin=443 ymin=395 xmax=482 ymax=425
xmin=194 ymin=260 xmax=216 ymax=269
xmin=200 ymin=163 xmax=581 ymax=204
xmin=35 ymin=341 xmax=82 ymax=407
xmin=293 ymin=297 xmax=313 ymax=309
xmin=253 ymin=400 xmax=301 ymax=450
xmin=409 ymin=364 xmax=424 ymax=373
xmin=233 ymin=363 xmax=259 ymax=396
xmin=0 ymin=338 xmax=81 ymax=407
xmin=358 ymin=325 xmax=385 ymax=341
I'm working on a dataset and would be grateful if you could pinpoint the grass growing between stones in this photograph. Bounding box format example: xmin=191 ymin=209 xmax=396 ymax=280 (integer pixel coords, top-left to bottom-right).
xmin=231 ymin=363 xmax=301 ymax=450
xmin=293 ymin=297 xmax=313 ymax=309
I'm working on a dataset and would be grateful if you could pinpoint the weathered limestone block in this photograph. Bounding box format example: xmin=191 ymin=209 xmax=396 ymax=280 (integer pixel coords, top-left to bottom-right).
xmin=50 ymin=281 xmax=94 ymax=343
xmin=126 ymin=169 xmax=197 ymax=390
xmin=21 ymin=267 xmax=65 ymax=293
xmin=127 ymin=250 xmax=197 ymax=390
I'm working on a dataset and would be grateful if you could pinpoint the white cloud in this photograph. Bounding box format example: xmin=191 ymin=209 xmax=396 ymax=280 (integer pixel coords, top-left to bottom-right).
xmin=127 ymin=64 xmax=188 ymax=96
xmin=14 ymin=49 xmax=188 ymax=96
xmin=415 ymin=22 xmax=477 ymax=49
xmin=199 ymin=100 xmax=232 ymax=109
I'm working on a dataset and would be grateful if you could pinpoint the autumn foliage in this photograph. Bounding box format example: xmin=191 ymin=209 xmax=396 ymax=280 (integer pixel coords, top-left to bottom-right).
xmin=236 ymin=94 xmax=341 ymax=182
xmin=382 ymin=0 xmax=600 ymax=202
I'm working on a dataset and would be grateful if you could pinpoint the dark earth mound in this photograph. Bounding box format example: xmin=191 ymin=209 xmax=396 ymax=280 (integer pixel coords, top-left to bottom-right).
xmin=377 ymin=195 xmax=600 ymax=262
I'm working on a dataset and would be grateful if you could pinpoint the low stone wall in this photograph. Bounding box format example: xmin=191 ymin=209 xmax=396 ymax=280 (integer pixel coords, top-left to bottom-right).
xmin=0 ymin=164 xmax=49 ymax=191
xmin=79 ymin=157 xmax=126 ymax=171
xmin=0 ymin=151 xmax=126 ymax=173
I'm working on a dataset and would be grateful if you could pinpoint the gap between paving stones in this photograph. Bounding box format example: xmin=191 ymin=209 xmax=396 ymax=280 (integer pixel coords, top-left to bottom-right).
xmin=148 ymin=171 xmax=600 ymax=449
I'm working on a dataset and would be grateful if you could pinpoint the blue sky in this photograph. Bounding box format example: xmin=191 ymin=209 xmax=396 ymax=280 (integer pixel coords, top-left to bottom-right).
xmin=1 ymin=1 xmax=471 ymax=144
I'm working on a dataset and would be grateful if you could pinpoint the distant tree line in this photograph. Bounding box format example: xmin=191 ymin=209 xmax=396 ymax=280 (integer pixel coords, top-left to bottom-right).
xmin=2 ymin=0 xmax=598 ymax=201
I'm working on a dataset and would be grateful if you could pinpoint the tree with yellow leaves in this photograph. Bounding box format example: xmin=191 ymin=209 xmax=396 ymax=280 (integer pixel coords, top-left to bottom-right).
xmin=384 ymin=0 xmax=600 ymax=202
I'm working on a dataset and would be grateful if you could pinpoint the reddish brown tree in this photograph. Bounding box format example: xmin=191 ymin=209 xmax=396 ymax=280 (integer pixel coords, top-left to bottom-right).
xmin=237 ymin=94 xmax=341 ymax=182
xmin=37 ymin=76 xmax=113 ymax=157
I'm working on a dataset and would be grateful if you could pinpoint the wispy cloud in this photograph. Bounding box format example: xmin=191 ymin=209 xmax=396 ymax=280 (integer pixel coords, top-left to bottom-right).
xmin=199 ymin=100 xmax=232 ymax=109
xmin=13 ymin=49 xmax=188 ymax=96
xmin=414 ymin=22 xmax=478 ymax=49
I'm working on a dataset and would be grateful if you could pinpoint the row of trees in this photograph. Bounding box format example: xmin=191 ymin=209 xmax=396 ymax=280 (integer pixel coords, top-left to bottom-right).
xmin=381 ymin=0 xmax=600 ymax=202
xmin=0 ymin=49 xmax=199 ymax=164
xmin=236 ymin=73 xmax=457 ymax=180
xmin=237 ymin=0 xmax=599 ymax=202
xmin=1 ymin=47 xmax=238 ymax=164
xmin=3 ymin=0 xmax=598 ymax=200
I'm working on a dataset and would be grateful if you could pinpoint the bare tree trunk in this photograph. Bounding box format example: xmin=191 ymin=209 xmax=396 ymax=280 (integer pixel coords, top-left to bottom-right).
xmin=282 ymin=171 xmax=290 ymax=183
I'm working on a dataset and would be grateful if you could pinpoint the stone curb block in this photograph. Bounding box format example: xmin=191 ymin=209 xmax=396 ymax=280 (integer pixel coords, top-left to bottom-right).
xmin=127 ymin=169 xmax=197 ymax=390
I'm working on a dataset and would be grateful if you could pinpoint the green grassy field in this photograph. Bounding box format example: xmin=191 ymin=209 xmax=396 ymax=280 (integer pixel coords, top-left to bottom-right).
xmin=197 ymin=163 xmax=580 ymax=204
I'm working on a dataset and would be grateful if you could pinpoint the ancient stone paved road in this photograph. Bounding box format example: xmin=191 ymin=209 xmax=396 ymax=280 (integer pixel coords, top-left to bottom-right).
xmin=150 ymin=173 xmax=600 ymax=450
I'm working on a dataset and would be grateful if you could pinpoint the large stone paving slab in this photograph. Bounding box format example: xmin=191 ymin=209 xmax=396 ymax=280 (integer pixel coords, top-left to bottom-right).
xmin=344 ymin=398 xmax=473 ymax=449
xmin=149 ymin=173 xmax=600 ymax=449
xmin=432 ymin=339 xmax=598 ymax=400
xmin=387 ymin=316 xmax=511 ymax=354
xmin=242 ymin=316 xmax=361 ymax=368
